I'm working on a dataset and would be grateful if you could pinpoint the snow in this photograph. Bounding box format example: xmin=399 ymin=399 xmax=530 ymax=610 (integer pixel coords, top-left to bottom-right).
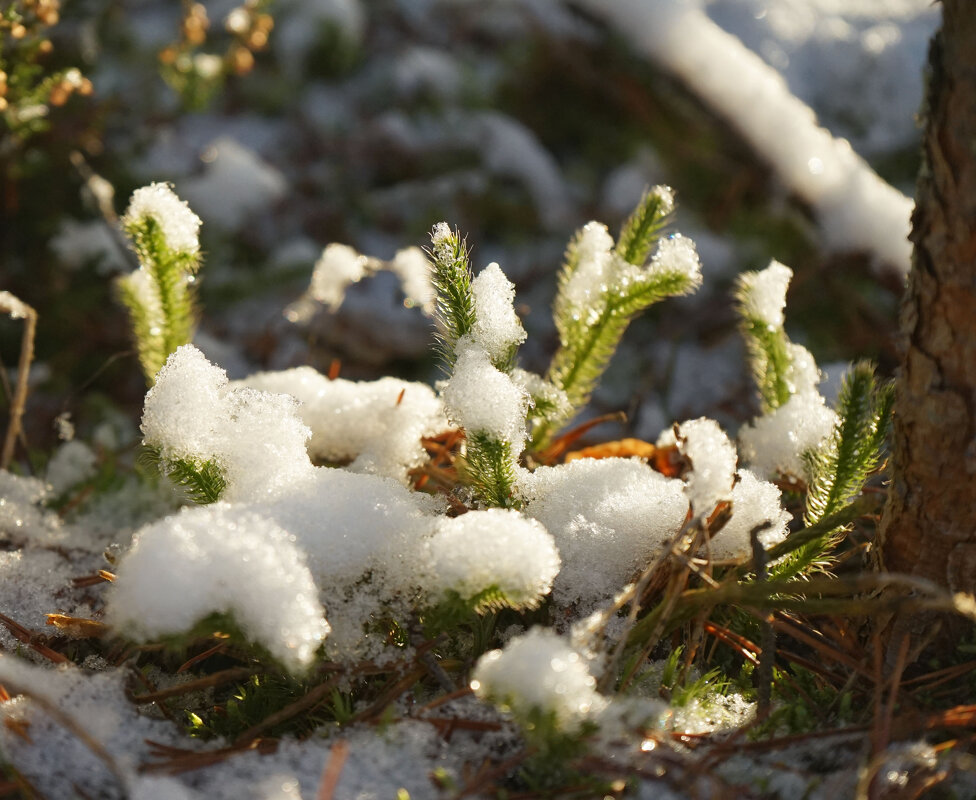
xmin=240 ymin=467 xmax=438 ymax=658
xmin=141 ymin=346 xmax=315 ymax=502
xmin=441 ymin=344 xmax=529 ymax=451
xmin=179 ymin=137 xmax=287 ymax=231
xmin=472 ymin=627 xmax=606 ymax=732
xmin=122 ymin=182 xmax=201 ymax=255
xmin=391 ymin=246 xmax=435 ymax=313
xmin=238 ymin=366 xmax=447 ymax=483
xmin=702 ymin=0 xmax=938 ymax=157
xmin=707 ymin=469 xmax=790 ymax=560
xmin=522 ymin=458 xmax=688 ymax=609
xmin=469 ymin=262 xmax=527 ymax=365
xmin=49 ymin=219 xmax=126 ymax=273
xmin=45 ymin=440 xmax=98 ymax=495
xmin=562 ymin=221 xmax=616 ymax=312
xmin=649 ymin=233 xmax=703 ymax=287
xmin=738 ymin=260 xmax=793 ymax=328
xmin=425 ymin=509 xmax=560 ymax=610
xmin=106 ymin=505 xmax=330 ymax=671
xmin=574 ymin=0 xmax=914 ymax=276
xmin=303 ymin=243 xmax=370 ymax=312
xmin=738 ymin=390 xmax=839 ymax=480
xmin=671 ymin=417 xmax=737 ymax=517
xmin=512 ymin=368 xmax=571 ymax=421
xmin=0 ymin=471 xmax=63 ymax=546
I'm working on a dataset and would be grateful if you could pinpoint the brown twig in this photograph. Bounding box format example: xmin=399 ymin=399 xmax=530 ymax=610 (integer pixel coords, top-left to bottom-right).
xmin=0 ymin=677 xmax=127 ymax=790
xmin=129 ymin=666 xmax=261 ymax=705
xmin=142 ymin=737 xmax=278 ymax=775
xmin=233 ymin=675 xmax=341 ymax=746
xmin=0 ymin=292 xmax=37 ymax=470
xmin=315 ymin=739 xmax=349 ymax=800
xmin=0 ymin=613 xmax=67 ymax=664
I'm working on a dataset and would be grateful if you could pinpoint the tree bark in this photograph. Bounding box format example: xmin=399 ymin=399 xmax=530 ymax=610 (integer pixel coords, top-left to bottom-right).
xmin=880 ymin=2 xmax=976 ymax=633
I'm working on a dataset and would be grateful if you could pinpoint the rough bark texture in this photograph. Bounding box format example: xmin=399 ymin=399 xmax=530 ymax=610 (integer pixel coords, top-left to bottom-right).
xmin=880 ymin=2 xmax=976 ymax=622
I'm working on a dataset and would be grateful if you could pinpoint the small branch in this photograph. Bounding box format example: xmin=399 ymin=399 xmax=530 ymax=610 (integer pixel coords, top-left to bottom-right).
xmin=0 ymin=292 xmax=37 ymax=471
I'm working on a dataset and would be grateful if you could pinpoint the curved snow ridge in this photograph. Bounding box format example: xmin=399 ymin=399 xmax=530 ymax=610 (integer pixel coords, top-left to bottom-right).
xmin=572 ymin=0 xmax=912 ymax=277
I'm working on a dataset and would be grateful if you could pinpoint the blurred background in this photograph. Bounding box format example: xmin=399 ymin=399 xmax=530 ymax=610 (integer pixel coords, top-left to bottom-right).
xmin=0 ymin=0 xmax=938 ymax=461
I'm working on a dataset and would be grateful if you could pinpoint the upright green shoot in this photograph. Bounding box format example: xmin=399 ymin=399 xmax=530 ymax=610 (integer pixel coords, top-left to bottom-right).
xmin=773 ymin=362 xmax=894 ymax=579
xmin=427 ymin=222 xmax=476 ymax=368
xmin=734 ymin=261 xmax=795 ymax=413
xmin=532 ymin=188 xmax=700 ymax=452
xmin=116 ymin=183 xmax=203 ymax=385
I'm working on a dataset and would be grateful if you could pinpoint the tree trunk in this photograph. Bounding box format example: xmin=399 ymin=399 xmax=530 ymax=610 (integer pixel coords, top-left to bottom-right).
xmin=880 ymin=1 xmax=976 ymax=636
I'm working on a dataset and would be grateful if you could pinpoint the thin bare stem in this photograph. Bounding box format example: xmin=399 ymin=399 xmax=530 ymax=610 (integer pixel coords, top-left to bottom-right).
xmin=1 ymin=292 xmax=37 ymax=470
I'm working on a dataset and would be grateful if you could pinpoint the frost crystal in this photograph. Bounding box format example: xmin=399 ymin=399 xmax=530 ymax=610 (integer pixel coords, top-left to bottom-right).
xmin=522 ymin=458 xmax=688 ymax=609
xmin=239 ymin=367 xmax=447 ymax=483
xmin=707 ymin=470 xmax=790 ymax=560
xmin=738 ymin=260 xmax=793 ymax=328
xmin=426 ymin=509 xmax=560 ymax=609
xmin=469 ymin=262 xmax=526 ymax=364
xmin=672 ymin=417 xmax=737 ymax=517
xmin=442 ymin=344 xmax=528 ymax=450
xmin=107 ymin=505 xmax=330 ymax=671
xmin=122 ymin=182 xmax=201 ymax=255
xmin=472 ymin=627 xmax=606 ymax=731
xmin=739 ymin=391 xmax=839 ymax=480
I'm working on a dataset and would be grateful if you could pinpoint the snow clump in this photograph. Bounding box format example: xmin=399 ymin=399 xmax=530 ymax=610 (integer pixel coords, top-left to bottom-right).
xmin=522 ymin=458 xmax=688 ymax=610
xmin=469 ymin=262 xmax=526 ymax=365
xmin=648 ymin=233 xmax=702 ymax=285
xmin=707 ymin=469 xmax=791 ymax=561
xmin=561 ymin=221 xmax=617 ymax=311
xmin=106 ymin=505 xmax=330 ymax=671
xmin=739 ymin=392 xmax=838 ymax=480
xmin=238 ymin=367 xmax=447 ymax=483
xmin=45 ymin=440 xmax=97 ymax=495
xmin=141 ymin=346 xmax=315 ymax=501
xmin=737 ymin=259 xmax=792 ymax=328
xmin=303 ymin=243 xmax=368 ymax=311
xmin=669 ymin=417 xmax=737 ymax=517
xmin=121 ymin=182 xmax=201 ymax=254
xmin=425 ymin=509 xmax=560 ymax=610
xmin=472 ymin=627 xmax=606 ymax=732
xmin=442 ymin=344 xmax=529 ymax=453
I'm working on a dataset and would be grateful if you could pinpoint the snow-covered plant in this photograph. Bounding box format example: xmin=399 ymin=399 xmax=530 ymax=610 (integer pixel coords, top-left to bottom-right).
xmin=116 ymin=183 xmax=203 ymax=384
xmin=735 ymin=261 xmax=839 ymax=480
xmin=430 ymin=223 xmax=530 ymax=508
xmin=532 ymin=187 xmax=702 ymax=451
xmin=285 ymin=242 xmax=434 ymax=323
xmin=471 ymin=627 xmax=606 ymax=733
xmin=734 ymin=262 xmax=893 ymax=577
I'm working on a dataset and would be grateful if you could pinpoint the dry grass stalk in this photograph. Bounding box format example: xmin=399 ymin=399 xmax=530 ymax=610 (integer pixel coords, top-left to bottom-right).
xmin=0 ymin=677 xmax=127 ymax=789
xmin=129 ymin=666 xmax=262 ymax=705
xmin=315 ymin=739 xmax=349 ymax=800
xmin=0 ymin=292 xmax=37 ymax=471
xmin=0 ymin=613 xmax=67 ymax=664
